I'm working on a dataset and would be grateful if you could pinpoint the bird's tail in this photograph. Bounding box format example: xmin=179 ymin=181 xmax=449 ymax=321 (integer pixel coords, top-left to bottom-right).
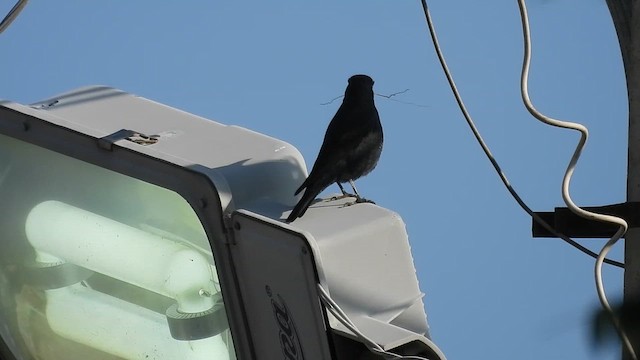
xmin=286 ymin=186 xmax=319 ymax=222
xmin=294 ymin=178 xmax=309 ymax=196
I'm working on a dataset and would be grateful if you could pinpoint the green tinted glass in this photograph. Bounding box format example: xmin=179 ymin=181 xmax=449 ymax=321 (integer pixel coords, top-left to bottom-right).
xmin=0 ymin=133 xmax=235 ymax=360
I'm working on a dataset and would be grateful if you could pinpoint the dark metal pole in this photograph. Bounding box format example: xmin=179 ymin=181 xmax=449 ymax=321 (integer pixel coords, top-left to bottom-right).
xmin=605 ymin=0 xmax=640 ymax=358
xmin=624 ymin=2 xmax=640 ymax=356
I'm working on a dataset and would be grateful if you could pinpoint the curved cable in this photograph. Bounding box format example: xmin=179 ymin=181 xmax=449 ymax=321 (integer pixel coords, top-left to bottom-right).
xmin=0 ymin=0 xmax=28 ymax=35
xmin=516 ymin=0 xmax=636 ymax=358
xmin=317 ymin=285 xmax=431 ymax=360
xmin=417 ymin=0 xmax=623 ymax=268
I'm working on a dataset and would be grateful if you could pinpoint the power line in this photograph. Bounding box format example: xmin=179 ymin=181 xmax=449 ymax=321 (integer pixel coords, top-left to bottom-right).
xmin=0 ymin=0 xmax=28 ymax=35
xmin=516 ymin=0 xmax=635 ymax=357
xmin=417 ymin=0 xmax=624 ymax=269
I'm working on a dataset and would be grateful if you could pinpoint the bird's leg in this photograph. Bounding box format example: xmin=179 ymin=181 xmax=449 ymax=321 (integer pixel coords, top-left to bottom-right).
xmin=337 ymin=182 xmax=346 ymax=195
xmin=350 ymin=180 xmax=376 ymax=204
xmin=331 ymin=182 xmax=356 ymax=200
xmin=339 ymin=182 xmax=356 ymax=197
xmin=338 ymin=182 xmax=351 ymax=196
xmin=348 ymin=180 xmax=360 ymax=198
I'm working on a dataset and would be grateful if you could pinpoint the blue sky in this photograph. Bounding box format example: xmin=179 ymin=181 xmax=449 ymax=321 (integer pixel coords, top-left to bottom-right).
xmin=0 ymin=1 xmax=629 ymax=359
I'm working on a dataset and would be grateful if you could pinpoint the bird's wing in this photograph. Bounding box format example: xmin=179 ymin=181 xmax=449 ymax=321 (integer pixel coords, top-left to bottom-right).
xmin=298 ymin=104 xmax=380 ymax=195
xmin=312 ymin=106 xmax=379 ymax=168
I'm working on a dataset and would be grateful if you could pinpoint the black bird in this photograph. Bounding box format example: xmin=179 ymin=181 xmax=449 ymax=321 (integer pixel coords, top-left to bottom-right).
xmin=287 ymin=74 xmax=383 ymax=222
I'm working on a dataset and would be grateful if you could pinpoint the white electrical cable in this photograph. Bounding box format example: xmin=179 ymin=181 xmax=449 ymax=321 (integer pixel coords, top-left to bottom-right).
xmin=419 ymin=0 xmax=633 ymax=356
xmin=516 ymin=0 xmax=636 ymax=358
xmin=317 ymin=284 xmax=431 ymax=360
xmin=417 ymin=0 xmax=624 ymax=268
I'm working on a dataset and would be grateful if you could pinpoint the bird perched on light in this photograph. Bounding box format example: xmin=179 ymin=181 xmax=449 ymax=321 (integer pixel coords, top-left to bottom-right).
xmin=286 ymin=74 xmax=383 ymax=222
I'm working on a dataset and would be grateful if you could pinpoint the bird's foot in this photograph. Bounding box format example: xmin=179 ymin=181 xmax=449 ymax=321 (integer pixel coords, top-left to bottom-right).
xmin=330 ymin=192 xmax=358 ymax=201
xmin=343 ymin=197 xmax=376 ymax=207
xmin=355 ymin=197 xmax=375 ymax=204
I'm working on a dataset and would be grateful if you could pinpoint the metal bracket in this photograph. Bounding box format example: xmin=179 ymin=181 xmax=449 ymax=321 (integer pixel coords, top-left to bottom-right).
xmin=532 ymin=202 xmax=640 ymax=238
xmin=97 ymin=129 xmax=159 ymax=151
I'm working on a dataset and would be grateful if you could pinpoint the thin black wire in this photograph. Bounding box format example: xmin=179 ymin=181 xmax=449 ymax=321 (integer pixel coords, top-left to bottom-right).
xmin=418 ymin=0 xmax=624 ymax=269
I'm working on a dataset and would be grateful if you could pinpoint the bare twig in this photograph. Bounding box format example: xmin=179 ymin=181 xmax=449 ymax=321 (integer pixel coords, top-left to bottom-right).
xmin=320 ymin=95 xmax=344 ymax=106
xmin=383 ymin=97 xmax=430 ymax=108
xmin=377 ymin=89 xmax=429 ymax=108
xmin=321 ymin=88 xmax=428 ymax=108
xmin=376 ymin=88 xmax=410 ymax=99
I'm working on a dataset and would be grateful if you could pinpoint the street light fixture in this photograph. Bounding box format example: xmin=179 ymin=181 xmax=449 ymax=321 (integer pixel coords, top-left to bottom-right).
xmin=0 ymin=86 xmax=445 ymax=360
